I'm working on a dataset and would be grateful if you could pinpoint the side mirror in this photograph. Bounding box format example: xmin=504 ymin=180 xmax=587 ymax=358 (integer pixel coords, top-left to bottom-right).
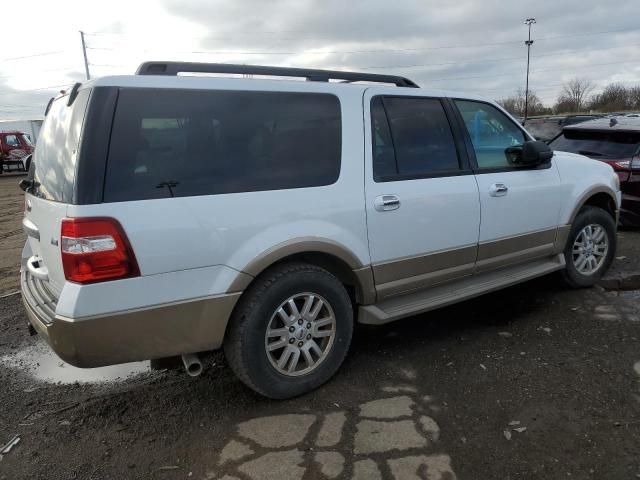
xmin=505 ymin=140 xmax=553 ymax=166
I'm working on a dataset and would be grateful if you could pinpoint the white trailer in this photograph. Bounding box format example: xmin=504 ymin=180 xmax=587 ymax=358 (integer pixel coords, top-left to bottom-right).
xmin=0 ymin=119 xmax=43 ymax=144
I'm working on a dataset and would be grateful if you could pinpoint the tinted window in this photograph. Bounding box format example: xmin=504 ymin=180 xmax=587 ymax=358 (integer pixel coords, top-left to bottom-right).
xmin=371 ymin=97 xmax=397 ymax=179
xmin=455 ymin=100 xmax=526 ymax=169
xmin=549 ymin=130 xmax=640 ymax=158
xmin=375 ymin=97 xmax=459 ymax=179
xmin=5 ymin=134 xmax=19 ymax=147
xmin=32 ymin=89 xmax=91 ymax=202
xmin=104 ymin=89 xmax=341 ymax=201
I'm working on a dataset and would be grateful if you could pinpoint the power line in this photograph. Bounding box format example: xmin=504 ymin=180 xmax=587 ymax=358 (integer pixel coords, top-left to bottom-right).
xmin=83 ymin=26 xmax=640 ymax=56
xmin=0 ymin=51 xmax=65 ymax=62
xmin=425 ymin=58 xmax=640 ymax=83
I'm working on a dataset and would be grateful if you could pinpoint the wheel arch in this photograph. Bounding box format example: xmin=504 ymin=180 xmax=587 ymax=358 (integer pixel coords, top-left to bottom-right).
xmin=568 ymin=188 xmax=618 ymax=224
xmin=226 ymin=238 xmax=376 ymax=305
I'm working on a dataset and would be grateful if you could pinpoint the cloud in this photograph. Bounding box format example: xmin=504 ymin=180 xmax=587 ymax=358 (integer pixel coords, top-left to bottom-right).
xmin=1 ymin=0 xmax=639 ymax=120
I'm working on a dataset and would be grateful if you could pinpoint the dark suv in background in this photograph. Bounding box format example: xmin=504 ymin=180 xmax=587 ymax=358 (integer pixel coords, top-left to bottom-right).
xmin=550 ymin=117 xmax=640 ymax=227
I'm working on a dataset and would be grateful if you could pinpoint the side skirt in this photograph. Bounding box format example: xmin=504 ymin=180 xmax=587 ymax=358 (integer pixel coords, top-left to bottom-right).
xmin=358 ymin=254 xmax=565 ymax=325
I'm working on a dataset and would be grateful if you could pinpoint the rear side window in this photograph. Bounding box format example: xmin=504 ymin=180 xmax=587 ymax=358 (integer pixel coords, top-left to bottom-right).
xmin=371 ymin=96 xmax=460 ymax=181
xmin=104 ymin=89 xmax=341 ymax=201
xmin=549 ymin=130 xmax=640 ymax=158
xmin=32 ymin=89 xmax=91 ymax=202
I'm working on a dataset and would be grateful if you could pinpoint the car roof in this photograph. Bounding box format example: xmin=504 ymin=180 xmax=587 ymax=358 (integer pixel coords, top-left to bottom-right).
xmin=84 ymin=74 xmax=496 ymax=104
xmin=564 ymin=116 xmax=640 ymax=132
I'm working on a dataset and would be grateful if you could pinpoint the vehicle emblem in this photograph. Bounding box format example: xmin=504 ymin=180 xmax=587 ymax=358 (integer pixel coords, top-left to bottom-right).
xmin=50 ymin=238 xmax=59 ymax=246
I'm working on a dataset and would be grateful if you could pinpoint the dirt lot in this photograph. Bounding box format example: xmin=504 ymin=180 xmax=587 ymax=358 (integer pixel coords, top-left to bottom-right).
xmin=0 ymin=174 xmax=639 ymax=480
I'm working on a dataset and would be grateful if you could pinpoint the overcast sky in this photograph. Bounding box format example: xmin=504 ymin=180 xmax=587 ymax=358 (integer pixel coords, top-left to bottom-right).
xmin=2 ymin=0 xmax=639 ymax=120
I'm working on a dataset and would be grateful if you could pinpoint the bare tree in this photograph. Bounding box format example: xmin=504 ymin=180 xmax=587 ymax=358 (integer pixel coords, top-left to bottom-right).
xmin=589 ymin=83 xmax=630 ymax=112
xmin=556 ymin=78 xmax=595 ymax=113
xmin=498 ymin=89 xmax=547 ymax=117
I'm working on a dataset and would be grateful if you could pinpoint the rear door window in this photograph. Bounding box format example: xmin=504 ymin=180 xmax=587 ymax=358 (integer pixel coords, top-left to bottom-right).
xmin=104 ymin=89 xmax=342 ymax=201
xmin=32 ymin=89 xmax=91 ymax=202
xmin=549 ymin=130 xmax=640 ymax=158
xmin=371 ymin=96 xmax=460 ymax=181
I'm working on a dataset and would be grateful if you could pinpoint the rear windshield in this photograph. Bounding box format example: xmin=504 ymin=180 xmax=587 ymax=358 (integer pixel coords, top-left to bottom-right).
xmin=550 ymin=129 xmax=640 ymax=158
xmin=32 ymin=89 xmax=90 ymax=202
xmin=104 ymin=88 xmax=341 ymax=202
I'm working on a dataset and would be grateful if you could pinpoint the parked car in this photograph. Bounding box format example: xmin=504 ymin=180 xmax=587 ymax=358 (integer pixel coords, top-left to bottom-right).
xmin=20 ymin=63 xmax=620 ymax=399
xmin=559 ymin=114 xmax=604 ymax=126
xmin=0 ymin=131 xmax=33 ymax=173
xmin=524 ymin=116 xmax=565 ymax=142
xmin=549 ymin=117 xmax=640 ymax=227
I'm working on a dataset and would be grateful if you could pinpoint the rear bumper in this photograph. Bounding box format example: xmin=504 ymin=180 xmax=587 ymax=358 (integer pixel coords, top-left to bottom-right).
xmin=21 ymin=271 xmax=240 ymax=367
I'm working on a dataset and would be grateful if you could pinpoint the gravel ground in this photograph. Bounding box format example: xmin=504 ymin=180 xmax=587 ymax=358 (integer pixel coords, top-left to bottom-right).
xmin=0 ymin=174 xmax=639 ymax=480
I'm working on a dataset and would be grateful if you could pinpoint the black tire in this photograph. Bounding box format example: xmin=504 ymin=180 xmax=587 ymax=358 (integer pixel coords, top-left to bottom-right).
xmin=561 ymin=206 xmax=616 ymax=288
xmin=224 ymin=262 xmax=353 ymax=399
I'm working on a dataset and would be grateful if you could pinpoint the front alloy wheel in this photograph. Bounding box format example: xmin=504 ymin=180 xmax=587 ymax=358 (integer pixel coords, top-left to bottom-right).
xmin=571 ymin=224 xmax=609 ymax=275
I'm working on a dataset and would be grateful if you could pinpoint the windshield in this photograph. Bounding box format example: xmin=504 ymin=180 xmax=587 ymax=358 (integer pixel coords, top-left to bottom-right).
xmin=550 ymin=130 xmax=640 ymax=158
xmin=20 ymin=133 xmax=34 ymax=146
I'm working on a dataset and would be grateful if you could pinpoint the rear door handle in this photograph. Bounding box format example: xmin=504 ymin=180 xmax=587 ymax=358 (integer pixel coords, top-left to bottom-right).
xmin=489 ymin=183 xmax=508 ymax=197
xmin=374 ymin=194 xmax=401 ymax=211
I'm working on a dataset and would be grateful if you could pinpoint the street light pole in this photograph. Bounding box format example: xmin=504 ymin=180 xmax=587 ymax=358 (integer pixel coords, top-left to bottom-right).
xmin=523 ymin=17 xmax=536 ymax=122
xmin=79 ymin=31 xmax=91 ymax=80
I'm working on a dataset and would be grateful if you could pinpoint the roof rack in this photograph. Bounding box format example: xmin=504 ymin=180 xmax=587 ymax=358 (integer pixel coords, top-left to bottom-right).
xmin=135 ymin=62 xmax=419 ymax=88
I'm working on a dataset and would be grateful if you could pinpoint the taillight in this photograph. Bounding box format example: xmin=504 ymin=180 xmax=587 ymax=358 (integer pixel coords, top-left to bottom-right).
xmin=606 ymin=159 xmax=631 ymax=171
xmin=61 ymin=218 xmax=140 ymax=284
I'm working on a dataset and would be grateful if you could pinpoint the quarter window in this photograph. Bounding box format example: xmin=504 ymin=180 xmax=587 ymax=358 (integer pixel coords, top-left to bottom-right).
xmin=454 ymin=100 xmax=526 ymax=169
xmin=105 ymin=89 xmax=341 ymax=201
xmin=371 ymin=96 xmax=460 ymax=181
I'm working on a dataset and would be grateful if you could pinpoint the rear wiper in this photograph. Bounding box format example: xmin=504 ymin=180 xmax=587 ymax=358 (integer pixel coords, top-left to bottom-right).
xmin=578 ymin=150 xmax=612 ymax=158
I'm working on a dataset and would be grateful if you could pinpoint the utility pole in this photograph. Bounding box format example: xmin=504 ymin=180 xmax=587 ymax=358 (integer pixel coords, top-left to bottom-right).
xmin=523 ymin=18 xmax=536 ymax=122
xmin=79 ymin=31 xmax=91 ymax=80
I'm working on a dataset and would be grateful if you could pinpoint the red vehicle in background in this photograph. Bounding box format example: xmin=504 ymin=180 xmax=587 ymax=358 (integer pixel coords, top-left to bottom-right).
xmin=549 ymin=117 xmax=640 ymax=227
xmin=0 ymin=131 xmax=34 ymax=173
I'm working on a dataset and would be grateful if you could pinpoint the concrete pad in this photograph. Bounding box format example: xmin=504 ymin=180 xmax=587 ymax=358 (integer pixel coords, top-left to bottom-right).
xmin=238 ymin=450 xmax=304 ymax=480
xmin=382 ymin=385 xmax=418 ymax=393
xmin=315 ymin=411 xmax=346 ymax=447
xmin=237 ymin=414 xmax=315 ymax=448
xmin=353 ymin=459 xmax=382 ymax=480
xmin=359 ymin=396 xmax=414 ymax=419
xmin=388 ymin=454 xmax=457 ymax=480
xmin=218 ymin=440 xmax=254 ymax=465
xmin=314 ymin=452 xmax=344 ymax=479
xmin=419 ymin=416 xmax=441 ymax=441
xmin=354 ymin=419 xmax=427 ymax=454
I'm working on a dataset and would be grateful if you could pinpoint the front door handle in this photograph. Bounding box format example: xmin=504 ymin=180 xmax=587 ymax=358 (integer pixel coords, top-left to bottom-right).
xmin=489 ymin=183 xmax=508 ymax=197
xmin=374 ymin=194 xmax=401 ymax=211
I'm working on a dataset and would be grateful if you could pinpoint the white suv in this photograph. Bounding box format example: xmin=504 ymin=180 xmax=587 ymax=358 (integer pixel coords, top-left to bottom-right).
xmin=20 ymin=62 xmax=621 ymax=398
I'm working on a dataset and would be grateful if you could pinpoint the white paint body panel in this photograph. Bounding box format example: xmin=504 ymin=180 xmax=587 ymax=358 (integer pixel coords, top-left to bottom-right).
xmin=21 ymin=74 xmax=621 ymax=325
xmin=552 ymin=151 xmax=621 ymax=224
xmin=474 ymin=164 xmax=562 ymax=242
xmin=362 ymin=87 xmax=480 ymax=263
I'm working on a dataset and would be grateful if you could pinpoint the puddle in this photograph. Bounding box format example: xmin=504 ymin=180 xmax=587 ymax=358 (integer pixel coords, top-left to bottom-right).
xmin=1 ymin=340 xmax=150 ymax=384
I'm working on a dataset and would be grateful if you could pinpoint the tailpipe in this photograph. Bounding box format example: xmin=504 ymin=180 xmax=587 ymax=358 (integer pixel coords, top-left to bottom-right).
xmin=181 ymin=353 xmax=203 ymax=377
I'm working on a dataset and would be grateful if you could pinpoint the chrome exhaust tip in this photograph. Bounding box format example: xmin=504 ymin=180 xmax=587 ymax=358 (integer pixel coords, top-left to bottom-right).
xmin=181 ymin=353 xmax=203 ymax=377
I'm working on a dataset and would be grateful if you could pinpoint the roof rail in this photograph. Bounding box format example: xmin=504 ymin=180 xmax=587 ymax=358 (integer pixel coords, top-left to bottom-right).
xmin=135 ymin=62 xmax=419 ymax=88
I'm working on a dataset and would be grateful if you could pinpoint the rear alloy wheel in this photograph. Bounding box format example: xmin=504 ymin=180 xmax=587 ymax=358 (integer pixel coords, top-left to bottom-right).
xmin=224 ymin=262 xmax=353 ymax=399
xmin=265 ymin=293 xmax=337 ymax=376
xmin=562 ymin=206 xmax=616 ymax=288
